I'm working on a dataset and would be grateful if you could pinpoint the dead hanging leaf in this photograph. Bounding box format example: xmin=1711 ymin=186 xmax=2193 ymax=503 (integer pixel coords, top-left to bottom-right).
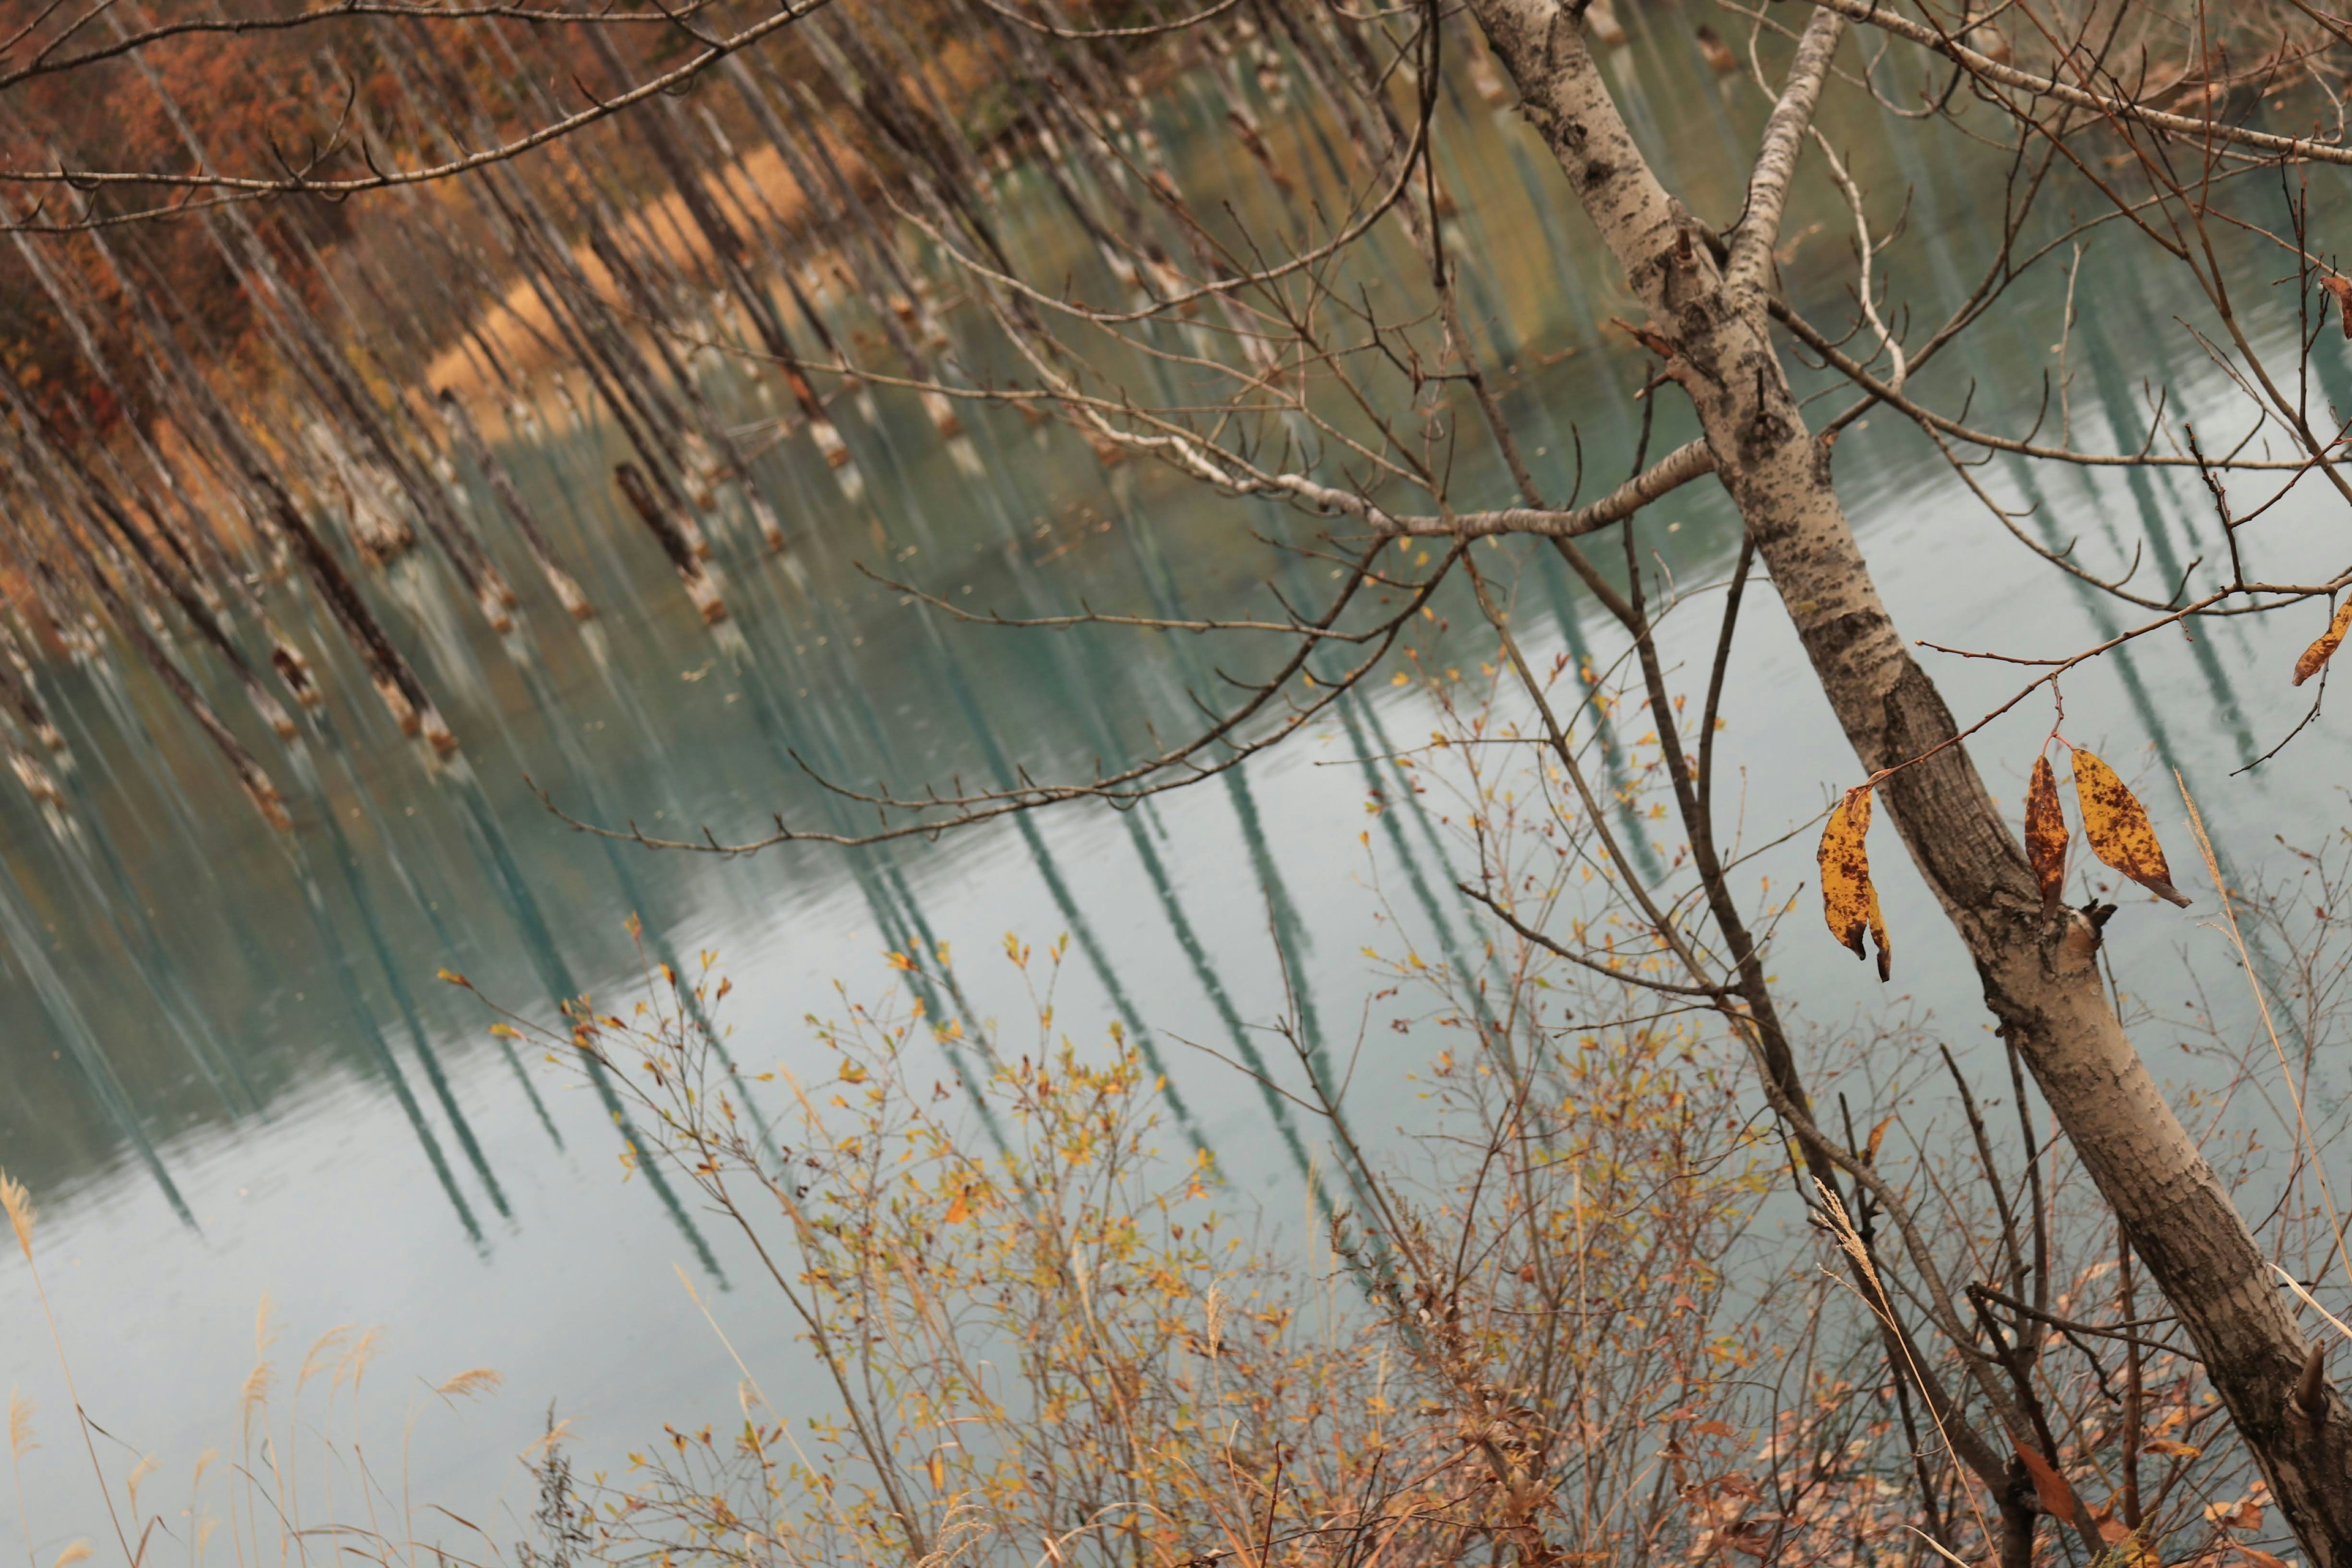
xmin=1817 ymin=786 xmax=1891 ymax=981
xmin=2016 ymin=1445 xmax=2083 ymax=1526
xmin=2024 ymin=754 xmax=2068 ymax=911
xmin=2321 ymin=273 xmax=2352 ymax=339
xmin=1818 ymin=787 xmax=1871 ymax=957
xmin=2207 ymin=1498 xmax=2264 ymax=1533
xmin=2293 ymin=597 xmax=2352 ymax=686
xmin=1864 ymin=875 xmax=1891 ymax=981
xmin=2070 ymin=751 xmax=2192 ymax=907
xmin=1864 ymin=1114 xmax=1894 ymax=1164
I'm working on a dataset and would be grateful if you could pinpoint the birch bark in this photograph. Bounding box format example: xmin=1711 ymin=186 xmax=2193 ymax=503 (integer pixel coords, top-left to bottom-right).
xmin=1461 ymin=2 xmax=2352 ymax=1556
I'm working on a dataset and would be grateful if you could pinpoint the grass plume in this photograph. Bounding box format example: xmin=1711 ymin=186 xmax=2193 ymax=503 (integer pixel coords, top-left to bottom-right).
xmin=1 ymin=1174 xmax=31 ymax=1262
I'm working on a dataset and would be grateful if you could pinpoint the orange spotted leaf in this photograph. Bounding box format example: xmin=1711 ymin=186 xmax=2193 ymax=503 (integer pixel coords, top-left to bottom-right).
xmin=1817 ymin=787 xmax=1891 ymax=981
xmin=2025 ymin=754 xmax=2068 ymax=912
xmin=2293 ymin=597 xmax=2352 ymax=686
xmin=2070 ymin=751 xmax=2191 ymax=907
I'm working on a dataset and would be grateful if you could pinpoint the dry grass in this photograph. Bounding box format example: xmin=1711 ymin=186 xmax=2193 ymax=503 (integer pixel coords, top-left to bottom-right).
xmin=1 ymin=1168 xmax=512 ymax=1568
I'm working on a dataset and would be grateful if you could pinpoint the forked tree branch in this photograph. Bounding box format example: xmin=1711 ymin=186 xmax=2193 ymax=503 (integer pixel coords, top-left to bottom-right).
xmin=1727 ymin=6 xmax=1847 ymax=293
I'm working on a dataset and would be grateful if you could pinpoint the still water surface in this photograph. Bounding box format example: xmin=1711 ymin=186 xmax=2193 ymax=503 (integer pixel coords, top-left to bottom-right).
xmin=4 ymin=7 xmax=2350 ymax=1547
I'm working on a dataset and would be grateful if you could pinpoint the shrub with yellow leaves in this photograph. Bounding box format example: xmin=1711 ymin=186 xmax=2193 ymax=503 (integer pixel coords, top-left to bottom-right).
xmin=484 ymin=854 xmax=1831 ymax=1568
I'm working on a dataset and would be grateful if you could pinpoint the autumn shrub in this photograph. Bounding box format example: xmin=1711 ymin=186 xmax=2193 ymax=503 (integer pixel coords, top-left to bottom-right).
xmin=471 ymin=657 xmax=1997 ymax=1568
xmin=484 ymin=927 xmax=1782 ymax=1568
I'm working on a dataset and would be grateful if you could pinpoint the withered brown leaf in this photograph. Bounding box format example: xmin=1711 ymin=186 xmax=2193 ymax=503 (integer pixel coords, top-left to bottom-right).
xmin=2025 ymin=754 xmax=2068 ymax=912
xmin=2322 ymin=273 xmax=2352 ymax=340
xmin=2294 ymin=597 xmax=2352 ymax=687
xmin=2017 ymin=1444 xmax=2084 ymax=1526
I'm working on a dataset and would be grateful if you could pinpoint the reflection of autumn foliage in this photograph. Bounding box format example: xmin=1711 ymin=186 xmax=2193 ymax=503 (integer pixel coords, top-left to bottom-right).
xmin=0 ymin=0 xmax=973 ymax=436
xmin=0 ymin=7 xmax=613 ymax=430
xmin=0 ymin=7 xmax=369 ymax=432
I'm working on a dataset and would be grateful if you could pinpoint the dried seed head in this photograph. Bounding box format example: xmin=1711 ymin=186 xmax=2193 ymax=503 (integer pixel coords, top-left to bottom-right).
xmin=434 ymin=1368 xmax=503 ymax=1402
xmin=0 ymin=1170 xmax=32 ymax=1261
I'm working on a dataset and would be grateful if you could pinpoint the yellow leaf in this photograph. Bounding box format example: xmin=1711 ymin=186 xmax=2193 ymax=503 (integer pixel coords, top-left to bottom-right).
xmin=2024 ymin=753 xmax=2067 ymax=912
xmin=2140 ymin=1438 xmax=2201 ymax=1458
xmin=2294 ymin=597 xmax=2352 ymax=685
xmin=1816 ymin=787 xmax=1890 ymax=981
xmin=925 ymin=1450 xmax=946 ymax=1491
xmin=2070 ymin=750 xmax=2190 ymax=907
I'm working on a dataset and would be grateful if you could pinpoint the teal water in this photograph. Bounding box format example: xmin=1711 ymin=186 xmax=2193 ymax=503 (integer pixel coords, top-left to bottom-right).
xmin=4 ymin=7 xmax=2351 ymax=1551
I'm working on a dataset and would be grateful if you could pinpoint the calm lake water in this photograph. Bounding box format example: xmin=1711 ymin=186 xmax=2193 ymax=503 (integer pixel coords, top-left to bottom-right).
xmin=6 ymin=6 xmax=2351 ymax=1551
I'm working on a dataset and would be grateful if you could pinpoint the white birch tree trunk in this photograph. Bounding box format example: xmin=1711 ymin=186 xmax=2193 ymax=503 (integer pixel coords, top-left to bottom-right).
xmin=1460 ymin=3 xmax=2352 ymax=1557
